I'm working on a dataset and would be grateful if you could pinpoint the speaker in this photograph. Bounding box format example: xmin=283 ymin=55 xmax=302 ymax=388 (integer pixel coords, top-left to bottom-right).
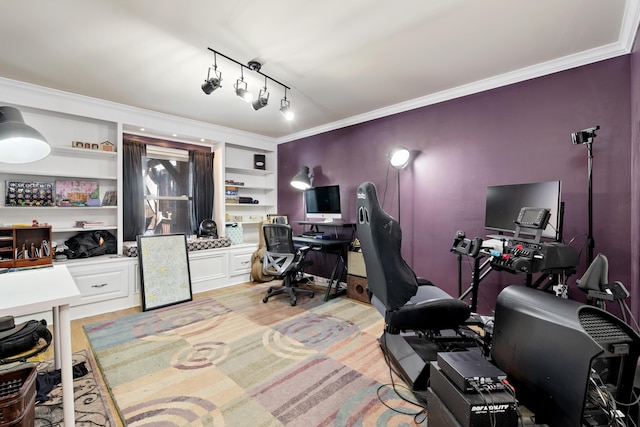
xmin=254 ymin=154 xmax=266 ymax=170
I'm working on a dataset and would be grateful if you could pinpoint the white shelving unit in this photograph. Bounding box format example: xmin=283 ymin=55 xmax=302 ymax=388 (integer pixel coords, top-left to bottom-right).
xmin=0 ymin=106 xmax=120 ymax=253
xmin=224 ymin=143 xmax=276 ymax=245
xmin=0 ymin=78 xmax=278 ymax=319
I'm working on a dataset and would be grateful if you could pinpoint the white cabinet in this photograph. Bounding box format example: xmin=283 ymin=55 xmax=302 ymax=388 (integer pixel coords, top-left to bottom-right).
xmin=224 ymin=144 xmax=276 ymax=245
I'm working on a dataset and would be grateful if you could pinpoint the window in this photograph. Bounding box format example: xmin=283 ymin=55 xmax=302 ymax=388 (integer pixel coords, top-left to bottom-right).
xmin=144 ymin=146 xmax=191 ymax=235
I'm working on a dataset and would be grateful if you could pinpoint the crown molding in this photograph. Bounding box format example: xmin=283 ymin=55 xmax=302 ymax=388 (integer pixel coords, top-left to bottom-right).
xmin=278 ymin=2 xmax=640 ymax=145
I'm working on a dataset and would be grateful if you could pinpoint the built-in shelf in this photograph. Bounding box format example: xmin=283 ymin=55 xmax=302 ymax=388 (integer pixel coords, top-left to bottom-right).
xmin=52 ymin=147 xmax=117 ymax=158
xmin=225 ymin=167 xmax=274 ymax=176
xmin=225 ymin=204 xmax=274 ymax=208
xmin=55 ymin=226 xmax=118 ymax=233
xmin=1 ymin=170 xmax=118 ymax=180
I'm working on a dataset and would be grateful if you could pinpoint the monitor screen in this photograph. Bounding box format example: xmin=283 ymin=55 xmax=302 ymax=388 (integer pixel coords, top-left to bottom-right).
xmin=304 ymin=185 xmax=341 ymax=221
xmin=484 ymin=180 xmax=561 ymax=240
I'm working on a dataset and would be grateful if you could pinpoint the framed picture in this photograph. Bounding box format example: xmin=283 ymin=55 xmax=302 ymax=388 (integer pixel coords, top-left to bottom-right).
xmin=74 ymin=141 xmax=85 ymax=148
xmin=138 ymin=234 xmax=192 ymax=311
xmin=55 ymin=180 xmax=100 ymax=206
xmin=267 ymin=214 xmax=288 ymax=224
xmin=5 ymin=181 xmax=55 ymax=206
xmin=102 ymin=190 xmax=117 ymax=206
xmin=91 ymin=143 xmax=99 ymax=150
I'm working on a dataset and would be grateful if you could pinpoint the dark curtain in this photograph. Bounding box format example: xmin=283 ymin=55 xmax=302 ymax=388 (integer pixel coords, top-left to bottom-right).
xmin=123 ymin=140 xmax=146 ymax=241
xmin=190 ymin=150 xmax=215 ymax=235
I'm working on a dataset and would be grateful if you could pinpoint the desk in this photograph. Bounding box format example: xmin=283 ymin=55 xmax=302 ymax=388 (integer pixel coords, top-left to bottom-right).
xmin=0 ymin=264 xmax=81 ymax=426
xmin=292 ymin=236 xmax=353 ymax=301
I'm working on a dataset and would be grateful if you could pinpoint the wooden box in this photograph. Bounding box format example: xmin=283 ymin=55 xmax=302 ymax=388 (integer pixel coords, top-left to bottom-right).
xmin=346 ymin=274 xmax=370 ymax=304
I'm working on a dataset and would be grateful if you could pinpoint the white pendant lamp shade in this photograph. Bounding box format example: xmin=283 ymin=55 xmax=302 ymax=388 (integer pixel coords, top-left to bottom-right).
xmin=0 ymin=106 xmax=51 ymax=164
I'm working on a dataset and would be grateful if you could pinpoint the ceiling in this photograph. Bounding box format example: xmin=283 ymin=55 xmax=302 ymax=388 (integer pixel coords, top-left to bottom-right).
xmin=1 ymin=1 xmax=638 ymax=141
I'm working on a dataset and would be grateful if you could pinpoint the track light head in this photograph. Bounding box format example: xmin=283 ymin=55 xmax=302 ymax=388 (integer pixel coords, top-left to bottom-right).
xmin=201 ymin=64 xmax=222 ymax=94
xmin=280 ymin=98 xmax=294 ymax=121
xmin=234 ymin=79 xmax=252 ymax=102
xmin=252 ymin=89 xmax=269 ymax=111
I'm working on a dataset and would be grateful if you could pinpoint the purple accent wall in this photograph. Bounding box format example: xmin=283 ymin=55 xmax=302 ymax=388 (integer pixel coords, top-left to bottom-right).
xmin=279 ymin=56 xmax=633 ymax=315
xmin=631 ymin=26 xmax=640 ymax=317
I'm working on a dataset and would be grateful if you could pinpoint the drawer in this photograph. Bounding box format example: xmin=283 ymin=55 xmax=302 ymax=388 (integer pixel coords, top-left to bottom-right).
xmin=69 ymin=264 xmax=128 ymax=304
xmin=229 ymin=250 xmax=253 ymax=276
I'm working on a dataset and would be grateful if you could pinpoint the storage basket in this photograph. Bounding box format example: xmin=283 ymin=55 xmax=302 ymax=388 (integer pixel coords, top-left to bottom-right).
xmin=0 ymin=366 xmax=36 ymax=427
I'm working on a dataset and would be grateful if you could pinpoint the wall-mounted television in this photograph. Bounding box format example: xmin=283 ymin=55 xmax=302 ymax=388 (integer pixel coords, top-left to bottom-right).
xmin=304 ymin=185 xmax=341 ymax=222
xmin=484 ymin=180 xmax=562 ymax=240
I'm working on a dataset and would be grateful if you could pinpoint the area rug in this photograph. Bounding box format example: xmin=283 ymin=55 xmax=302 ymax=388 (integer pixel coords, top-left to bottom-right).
xmin=84 ymin=283 xmax=426 ymax=426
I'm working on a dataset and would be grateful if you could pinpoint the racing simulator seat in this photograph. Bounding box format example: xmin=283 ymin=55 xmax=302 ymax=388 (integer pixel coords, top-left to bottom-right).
xmin=356 ymin=182 xmax=472 ymax=402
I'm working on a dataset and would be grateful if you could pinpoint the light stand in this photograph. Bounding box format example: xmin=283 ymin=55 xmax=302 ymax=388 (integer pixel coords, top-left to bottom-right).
xmin=572 ymin=125 xmax=599 ymax=266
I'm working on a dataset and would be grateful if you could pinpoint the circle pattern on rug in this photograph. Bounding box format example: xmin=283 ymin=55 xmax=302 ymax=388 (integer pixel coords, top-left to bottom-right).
xmin=171 ymin=341 xmax=229 ymax=369
xmin=273 ymin=313 xmax=358 ymax=350
xmin=123 ymin=396 xmax=221 ymax=426
xmin=262 ymin=329 xmax=317 ymax=359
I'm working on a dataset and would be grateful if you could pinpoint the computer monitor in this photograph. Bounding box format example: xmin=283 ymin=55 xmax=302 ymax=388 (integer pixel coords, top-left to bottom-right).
xmin=304 ymin=185 xmax=341 ymax=222
xmin=484 ymin=180 xmax=561 ymax=240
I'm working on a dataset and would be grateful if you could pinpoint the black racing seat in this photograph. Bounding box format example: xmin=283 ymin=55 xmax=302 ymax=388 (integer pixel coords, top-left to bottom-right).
xmin=355 ymin=181 xmax=471 ymax=395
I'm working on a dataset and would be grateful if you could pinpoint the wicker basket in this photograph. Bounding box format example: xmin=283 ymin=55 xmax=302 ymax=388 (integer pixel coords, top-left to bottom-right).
xmin=0 ymin=366 xmax=36 ymax=427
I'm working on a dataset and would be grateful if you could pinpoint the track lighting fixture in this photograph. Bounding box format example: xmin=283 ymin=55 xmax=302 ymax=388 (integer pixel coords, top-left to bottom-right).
xmin=280 ymin=88 xmax=294 ymax=121
xmin=203 ymin=48 xmax=293 ymax=120
xmin=201 ymin=52 xmax=222 ymax=94
xmin=252 ymin=77 xmax=270 ymax=111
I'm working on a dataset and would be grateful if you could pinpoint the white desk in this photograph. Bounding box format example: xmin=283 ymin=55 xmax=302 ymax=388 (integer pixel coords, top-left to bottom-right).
xmin=0 ymin=264 xmax=81 ymax=426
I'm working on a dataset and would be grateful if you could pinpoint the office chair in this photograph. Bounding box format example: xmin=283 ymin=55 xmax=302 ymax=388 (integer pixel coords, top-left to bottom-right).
xmin=261 ymin=223 xmax=315 ymax=306
xmin=356 ymin=181 xmax=472 ymax=394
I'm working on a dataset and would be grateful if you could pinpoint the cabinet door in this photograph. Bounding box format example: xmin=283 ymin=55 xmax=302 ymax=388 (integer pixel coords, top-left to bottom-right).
xmin=228 ymin=248 xmax=254 ymax=276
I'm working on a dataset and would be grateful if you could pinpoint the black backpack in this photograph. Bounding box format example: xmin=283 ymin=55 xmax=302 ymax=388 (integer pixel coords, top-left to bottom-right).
xmin=65 ymin=230 xmax=117 ymax=259
xmin=0 ymin=319 xmax=53 ymax=364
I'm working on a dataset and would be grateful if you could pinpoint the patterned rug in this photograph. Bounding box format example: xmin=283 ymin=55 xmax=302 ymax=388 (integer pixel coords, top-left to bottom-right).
xmin=84 ymin=283 xmax=426 ymax=426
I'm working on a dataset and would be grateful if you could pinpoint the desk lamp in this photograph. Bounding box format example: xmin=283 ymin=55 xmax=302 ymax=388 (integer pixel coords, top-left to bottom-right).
xmin=291 ymin=165 xmax=312 ymax=222
xmin=0 ymin=106 xmax=51 ymax=164
xmin=290 ymin=165 xmax=312 ymax=190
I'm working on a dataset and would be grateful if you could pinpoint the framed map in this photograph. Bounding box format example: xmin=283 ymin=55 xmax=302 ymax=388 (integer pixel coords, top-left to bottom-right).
xmin=137 ymin=233 xmax=192 ymax=311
